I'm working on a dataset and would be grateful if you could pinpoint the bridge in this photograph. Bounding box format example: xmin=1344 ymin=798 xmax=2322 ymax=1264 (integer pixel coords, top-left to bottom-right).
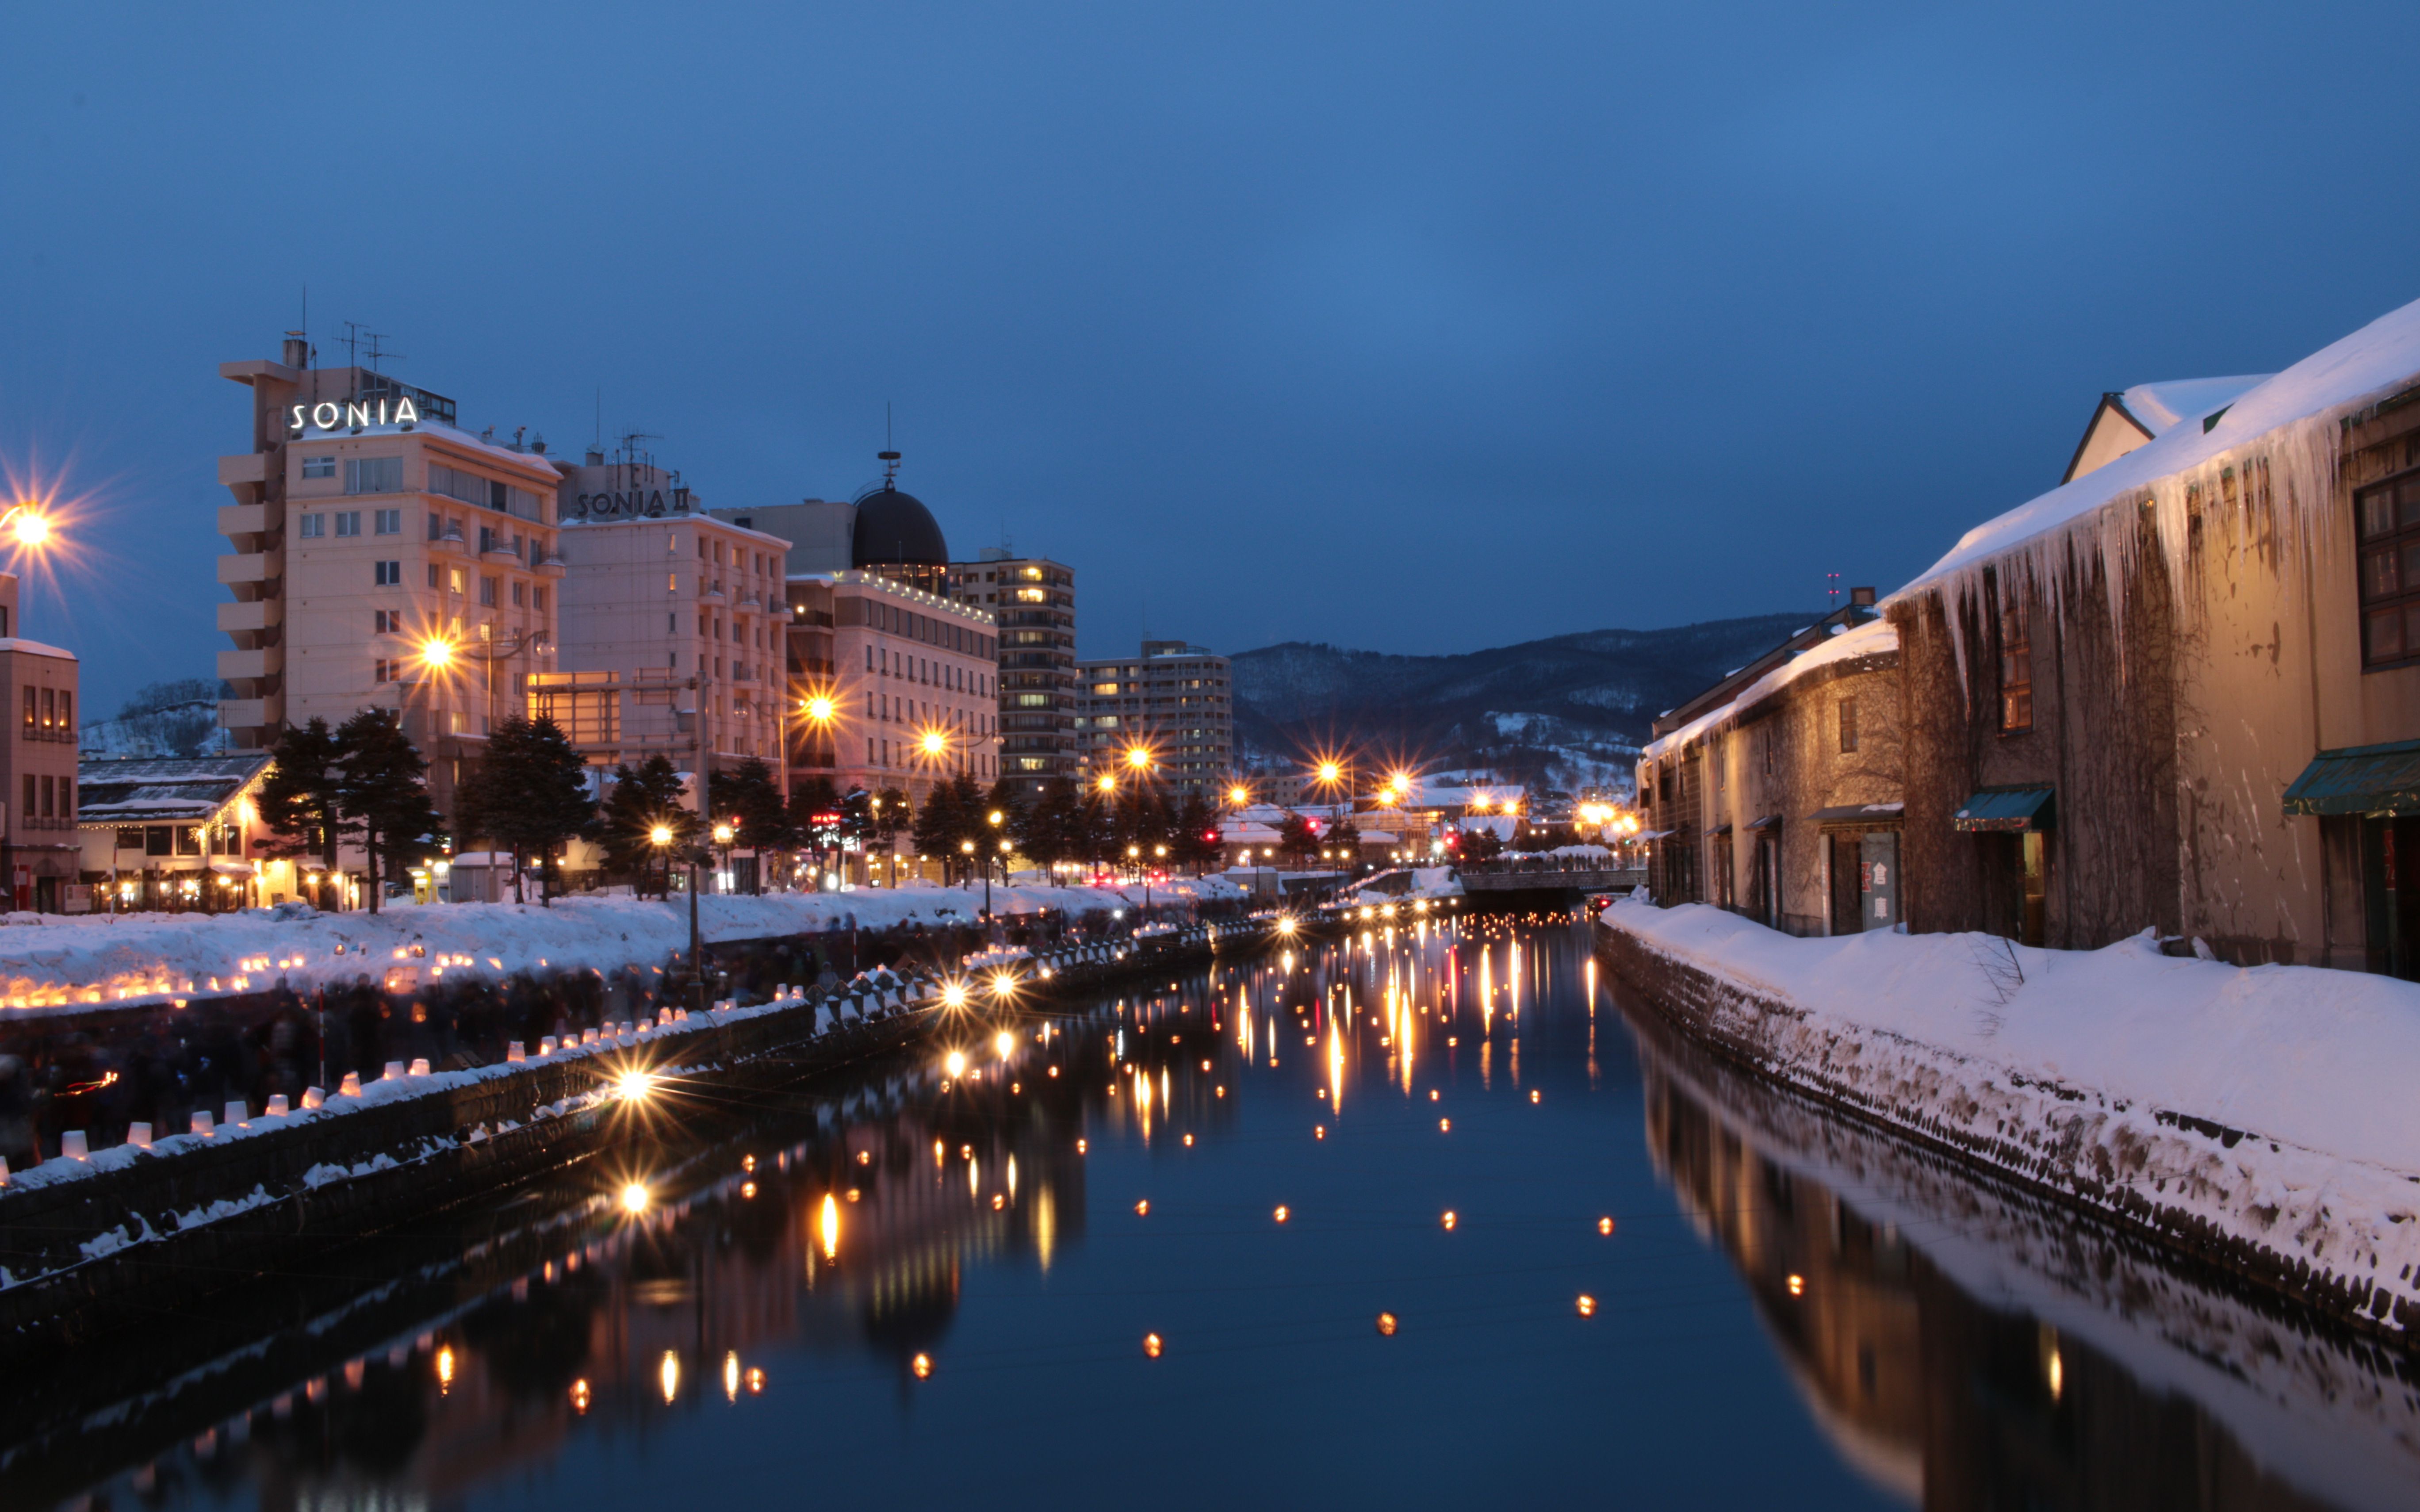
xmin=1459 ymin=862 xmax=1645 ymax=897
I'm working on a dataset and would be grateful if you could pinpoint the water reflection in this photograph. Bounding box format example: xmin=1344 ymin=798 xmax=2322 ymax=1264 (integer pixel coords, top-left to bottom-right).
xmin=1634 ymin=995 xmax=2420 ymax=1510
xmin=13 ymin=915 xmax=2420 ymax=1511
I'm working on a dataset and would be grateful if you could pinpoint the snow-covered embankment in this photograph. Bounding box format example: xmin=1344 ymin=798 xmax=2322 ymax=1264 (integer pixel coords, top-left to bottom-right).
xmin=1597 ymin=898 xmax=2420 ymax=1337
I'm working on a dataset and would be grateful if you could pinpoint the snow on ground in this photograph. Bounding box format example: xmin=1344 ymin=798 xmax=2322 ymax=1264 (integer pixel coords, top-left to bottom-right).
xmin=0 ymin=876 xmax=1244 ymax=1014
xmin=1602 ymin=898 xmax=2420 ymax=1331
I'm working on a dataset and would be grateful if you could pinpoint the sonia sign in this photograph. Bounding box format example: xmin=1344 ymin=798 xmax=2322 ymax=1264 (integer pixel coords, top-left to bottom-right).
xmin=287 ymin=397 xmax=423 ymax=432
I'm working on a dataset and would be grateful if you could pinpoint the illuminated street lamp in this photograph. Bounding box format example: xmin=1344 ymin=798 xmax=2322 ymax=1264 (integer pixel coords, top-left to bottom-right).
xmin=0 ymin=501 xmax=54 ymax=550
xmin=650 ymin=823 xmax=674 ymax=899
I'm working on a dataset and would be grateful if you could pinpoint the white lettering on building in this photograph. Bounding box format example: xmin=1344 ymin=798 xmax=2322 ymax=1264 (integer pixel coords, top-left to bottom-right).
xmin=288 ymin=397 xmax=421 ymax=433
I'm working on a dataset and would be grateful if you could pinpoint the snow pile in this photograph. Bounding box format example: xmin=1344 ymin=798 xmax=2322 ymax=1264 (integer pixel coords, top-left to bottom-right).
xmin=1603 ymin=898 xmax=2420 ymax=1332
xmin=0 ymin=877 xmax=1245 ymax=1014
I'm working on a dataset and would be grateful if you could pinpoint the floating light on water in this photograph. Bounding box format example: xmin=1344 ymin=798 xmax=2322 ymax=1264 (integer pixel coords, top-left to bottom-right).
xmin=1134 ymin=1199 xmax=1150 ymax=1216
xmin=659 ymin=1351 xmax=681 ymax=1403
xmin=912 ymin=1353 xmax=934 ymax=1379
xmin=436 ymin=1345 xmax=455 ymax=1393
xmin=945 ymin=1049 xmax=967 ymax=1078
xmin=820 ymin=1194 xmax=840 ymax=1259
xmin=1274 ymin=1205 xmax=1290 ymax=1223
xmin=1439 ymin=1118 xmax=1450 ymax=1132
xmin=1314 ymin=1125 xmax=1326 ymax=1139
xmin=1530 ymin=1090 xmax=1541 ymax=1104
xmin=995 ymin=1030 xmax=1015 ymax=1058
xmin=1375 ymin=1312 xmax=1398 ymax=1336
xmin=1787 ymin=1274 xmax=1805 ymax=1297
xmin=858 ymin=1150 xmax=872 ymax=1164
xmin=1143 ymin=1332 xmax=1164 ymax=1358
xmin=571 ymin=1378 xmax=591 ymax=1413
xmin=1076 ymin=1138 xmax=1088 ymax=1154
xmin=1441 ymin=1210 xmax=1457 ymax=1229
xmin=1598 ymin=1217 xmax=1615 ymax=1236
xmin=2047 ymin=1348 xmax=2064 ymax=1402
xmin=747 ymin=1367 xmax=766 ymax=1394
xmin=1429 ymin=1089 xmax=1440 ymax=1102
xmin=620 ymin=1182 xmax=650 ymax=1214
xmin=724 ymin=1351 xmax=741 ymax=1401
xmin=1577 ymin=1294 xmax=1597 ymax=1317
xmin=1182 ymin=1133 xmax=1194 ymax=1147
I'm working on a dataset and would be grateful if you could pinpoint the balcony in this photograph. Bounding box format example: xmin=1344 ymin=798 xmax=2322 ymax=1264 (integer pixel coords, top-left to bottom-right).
xmin=217 ymin=453 xmax=269 ymax=488
xmin=216 ymin=502 xmax=275 ymax=543
xmin=536 ymin=553 xmax=569 ymax=574
xmin=219 ymin=696 xmax=282 ymax=733
xmin=217 ymin=599 xmax=283 ymax=634
xmin=217 ymin=552 xmax=277 ymax=587
xmin=216 ymin=647 xmax=281 ymax=682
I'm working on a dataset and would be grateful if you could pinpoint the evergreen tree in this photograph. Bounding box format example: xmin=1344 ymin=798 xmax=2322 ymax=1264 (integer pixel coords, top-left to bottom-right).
xmin=455 ymin=716 xmax=595 ymax=904
xmin=331 ymin=709 xmax=444 ymax=915
xmin=1012 ymin=777 xmax=1082 ymax=870
xmin=1172 ymin=793 xmax=1221 ymax=874
xmin=1277 ymin=811 xmax=1322 ymax=866
xmin=715 ymin=757 xmax=793 ymax=893
xmin=1325 ymin=819 xmax=1363 ymax=869
xmin=598 ymin=754 xmax=695 ymax=897
xmin=256 ymin=718 xmax=345 ymax=888
xmin=911 ymin=778 xmax=966 ymax=880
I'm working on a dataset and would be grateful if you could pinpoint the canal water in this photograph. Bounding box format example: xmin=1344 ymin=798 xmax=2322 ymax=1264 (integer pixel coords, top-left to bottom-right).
xmin=13 ymin=915 xmax=2420 ymax=1510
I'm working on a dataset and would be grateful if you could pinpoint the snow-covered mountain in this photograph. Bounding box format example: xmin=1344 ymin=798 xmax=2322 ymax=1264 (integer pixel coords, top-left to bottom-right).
xmin=1229 ymin=613 xmax=1810 ymax=781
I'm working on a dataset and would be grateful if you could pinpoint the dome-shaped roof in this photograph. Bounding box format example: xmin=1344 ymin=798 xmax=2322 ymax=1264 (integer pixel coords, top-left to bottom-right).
xmin=850 ymin=486 xmax=949 ymax=568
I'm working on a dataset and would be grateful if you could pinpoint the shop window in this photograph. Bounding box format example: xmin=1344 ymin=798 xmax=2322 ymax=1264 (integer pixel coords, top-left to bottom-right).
xmin=115 ymin=827 xmax=142 ymax=850
xmin=1840 ymin=697 xmax=1859 ymax=753
xmin=298 ymin=514 xmax=325 ymax=539
xmin=145 ymin=823 xmax=172 ymax=856
xmin=2356 ymin=471 xmax=2420 ymax=666
xmin=302 ymin=456 xmax=336 ymax=479
xmin=1999 ymin=597 xmax=2033 ymax=731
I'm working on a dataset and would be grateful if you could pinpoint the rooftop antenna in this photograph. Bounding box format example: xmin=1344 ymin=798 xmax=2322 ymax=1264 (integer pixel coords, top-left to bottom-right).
xmin=594 ymin=387 xmax=602 ymax=451
xmin=878 ymin=402 xmax=901 ymax=486
xmin=618 ymin=427 xmax=660 ymax=488
xmin=360 ymin=329 xmax=400 ymax=374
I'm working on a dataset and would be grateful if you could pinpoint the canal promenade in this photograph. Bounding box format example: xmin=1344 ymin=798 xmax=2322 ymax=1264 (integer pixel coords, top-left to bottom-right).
xmin=1596 ymin=895 xmax=2420 ymax=1345
xmin=0 ymin=893 xmax=1243 ymax=1351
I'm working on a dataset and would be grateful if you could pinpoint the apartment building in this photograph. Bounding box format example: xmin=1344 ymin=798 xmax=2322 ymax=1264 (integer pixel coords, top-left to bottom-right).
xmin=785 ymin=570 xmax=999 ymax=808
xmin=0 ymin=573 xmax=80 ymax=911
xmin=1073 ymin=640 xmax=1233 ymax=799
xmin=217 ymin=340 xmax=564 ymax=815
xmin=947 ymin=551 xmax=1077 ymax=789
xmin=549 ymin=457 xmax=792 ymax=777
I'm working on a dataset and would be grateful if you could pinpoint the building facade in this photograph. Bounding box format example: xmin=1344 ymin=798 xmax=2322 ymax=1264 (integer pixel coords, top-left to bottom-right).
xmin=74 ymin=753 xmax=285 ymax=911
xmin=551 ymin=462 xmax=793 ymax=777
xmin=1639 ymin=292 xmax=2420 ymax=977
xmin=217 ymin=341 xmax=565 ymax=817
xmin=1073 ymin=640 xmax=1233 ymax=798
xmin=784 ymin=571 xmax=999 ymax=808
xmin=0 ymin=573 xmax=80 ymax=911
xmin=947 ymin=552 xmax=1077 ymax=789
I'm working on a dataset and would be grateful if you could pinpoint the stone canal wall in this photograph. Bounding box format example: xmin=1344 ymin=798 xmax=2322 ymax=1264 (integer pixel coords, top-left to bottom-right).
xmin=0 ymin=923 xmax=1231 ymax=1346
xmin=1595 ymin=907 xmax=2420 ymax=1348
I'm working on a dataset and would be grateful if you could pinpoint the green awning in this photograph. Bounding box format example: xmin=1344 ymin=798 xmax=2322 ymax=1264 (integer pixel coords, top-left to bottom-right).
xmin=1953 ymin=786 xmax=2055 ymax=832
xmin=2282 ymin=739 xmax=2420 ymax=816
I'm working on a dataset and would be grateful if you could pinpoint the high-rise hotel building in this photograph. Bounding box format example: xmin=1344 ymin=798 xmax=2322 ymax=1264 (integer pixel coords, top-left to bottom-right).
xmin=1074 ymin=640 xmax=1233 ymax=799
xmin=947 ymin=552 xmax=1077 ymax=790
xmin=218 ymin=340 xmax=563 ymax=812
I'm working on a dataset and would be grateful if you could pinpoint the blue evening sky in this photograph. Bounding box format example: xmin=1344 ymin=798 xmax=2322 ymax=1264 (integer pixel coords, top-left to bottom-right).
xmin=6 ymin=1 xmax=2418 ymax=714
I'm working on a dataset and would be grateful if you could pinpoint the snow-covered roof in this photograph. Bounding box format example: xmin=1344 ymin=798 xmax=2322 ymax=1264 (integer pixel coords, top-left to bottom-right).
xmin=1643 ymin=618 xmax=1899 ymax=762
xmin=75 ymin=753 xmax=270 ymax=825
xmin=1899 ymin=294 xmax=2420 ymax=604
xmin=2116 ymin=375 xmax=2271 ymax=436
xmin=288 ymin=420 xmax=565 ymax=482
xmin=0 ymin=638 xmax=76 ymax=661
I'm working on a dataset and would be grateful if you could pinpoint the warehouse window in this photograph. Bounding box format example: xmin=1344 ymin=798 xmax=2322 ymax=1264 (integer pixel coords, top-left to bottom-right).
xmin=2357 ymin=470 xmax=2420 ymax=667
xmin=1839 ymin=697 xmax=1859 ymax=753
xmin=1999 ymin=597 xmax=2033 ymax=732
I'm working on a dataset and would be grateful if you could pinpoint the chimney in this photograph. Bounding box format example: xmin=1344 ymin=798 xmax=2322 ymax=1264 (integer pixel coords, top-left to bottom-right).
xmin=282 ymin=333 xmax=310 ymax=369
xmin=1849 ymin=586 xmax=1876 ymax=606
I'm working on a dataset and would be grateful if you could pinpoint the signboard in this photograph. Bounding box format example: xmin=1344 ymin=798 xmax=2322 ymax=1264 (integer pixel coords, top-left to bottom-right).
xmin=565 ymin=486 xmax=693 ymax=521
xmin=288 ymin=397 xmax=422 ymax=432
xmin=1860 ymin=832 xmax=1898 ymax=929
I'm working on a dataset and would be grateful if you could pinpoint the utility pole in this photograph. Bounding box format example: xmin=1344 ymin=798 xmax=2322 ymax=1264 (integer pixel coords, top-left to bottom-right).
xmin=689 ymin=674 xmax=710 ymax=1012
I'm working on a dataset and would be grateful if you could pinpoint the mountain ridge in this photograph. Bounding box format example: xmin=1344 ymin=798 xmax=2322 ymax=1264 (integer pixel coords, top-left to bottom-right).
xmin=1225 ymin=612 xmax=1814 ymax=785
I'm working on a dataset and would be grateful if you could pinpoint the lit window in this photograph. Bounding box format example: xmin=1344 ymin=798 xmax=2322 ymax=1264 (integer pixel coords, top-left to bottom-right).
xmin=1999 ymin=595 xmax=2033 ymax=732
